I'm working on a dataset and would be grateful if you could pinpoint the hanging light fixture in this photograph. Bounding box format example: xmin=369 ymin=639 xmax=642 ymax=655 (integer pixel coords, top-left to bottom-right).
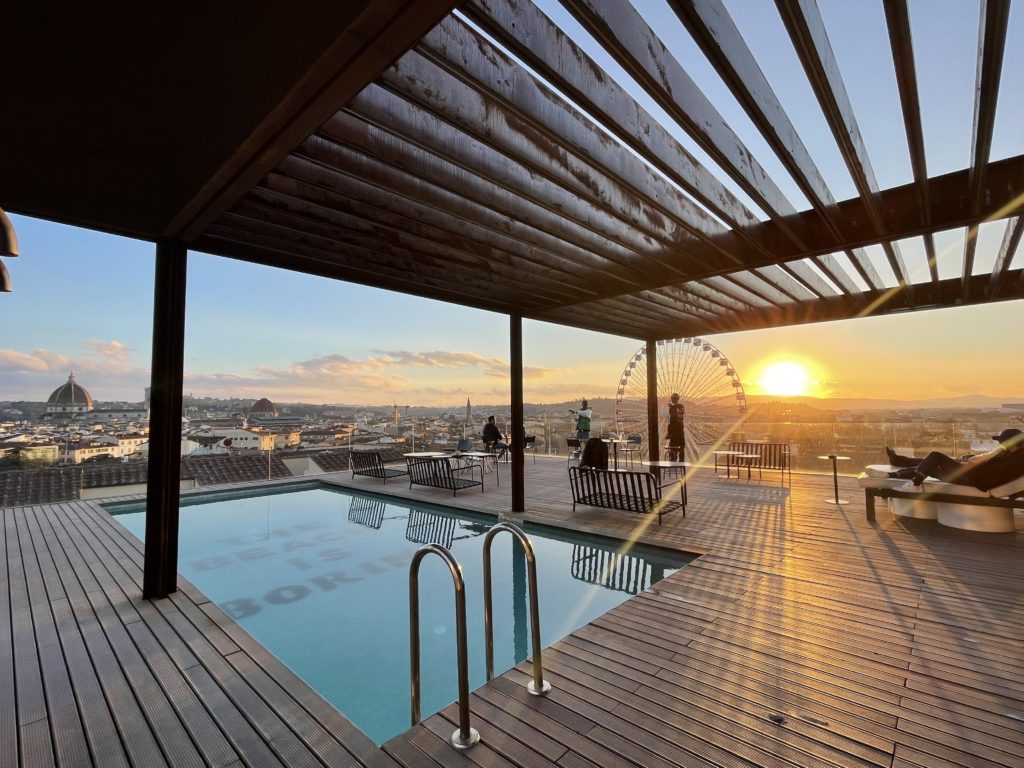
xmin=0 ymin=206 xmax=17 ymax=292
xmin=0 ymin=207 xmax=17 ymax=257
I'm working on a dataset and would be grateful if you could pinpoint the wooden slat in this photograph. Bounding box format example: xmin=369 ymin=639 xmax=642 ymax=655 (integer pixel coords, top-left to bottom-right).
xmin=777 ymin=0 xmax=914 ymax=297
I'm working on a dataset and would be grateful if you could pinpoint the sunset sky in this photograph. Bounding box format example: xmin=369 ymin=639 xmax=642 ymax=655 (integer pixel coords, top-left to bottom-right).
xmin=1 ymin=213 xmax=1020 ymax=407
xmin=2 ymin=0 xmax=1022 ymax=407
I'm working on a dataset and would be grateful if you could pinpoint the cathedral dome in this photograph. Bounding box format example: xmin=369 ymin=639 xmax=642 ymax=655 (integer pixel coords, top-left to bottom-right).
xmin=249 ymin=397 xmax=277 ymax=416
xmin=47 ymin=372 xmax=93 ymax=409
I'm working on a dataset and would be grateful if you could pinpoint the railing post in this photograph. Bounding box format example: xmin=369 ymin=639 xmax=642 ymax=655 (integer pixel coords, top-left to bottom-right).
xmin=409 ymin=544 xmax=480 ymax=749
xmin=482 ymin=523 xmax=551 ymax=695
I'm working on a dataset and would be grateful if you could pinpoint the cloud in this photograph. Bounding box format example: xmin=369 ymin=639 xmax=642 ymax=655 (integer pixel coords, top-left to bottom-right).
xmin=0 ymin=344 xmax=584 ymax=406
xmin=524 ymin=365 xmax=559 ymax=380
xmin=0 ymin=348 xmax=69 ymax=373
xmin=254 ymin=353 xmax=388 ymax=381
xmin=83 ymin=340 xmax=133 ymax=361
xmin=371 ymin=349 xmax=506 ymax=369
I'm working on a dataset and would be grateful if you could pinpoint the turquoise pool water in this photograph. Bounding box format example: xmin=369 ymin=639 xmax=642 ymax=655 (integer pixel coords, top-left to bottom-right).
xmin=108 ymin=485 xmax=690 ymax=744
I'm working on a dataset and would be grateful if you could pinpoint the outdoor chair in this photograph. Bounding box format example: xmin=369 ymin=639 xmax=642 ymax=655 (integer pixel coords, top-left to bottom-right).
xmin=618 ymin=434 xmax=642 ymax=468
xmin=566 ymin=437 xmax=581 ymax=468
xmin=485 ymin=439 xmax=509 ymax=463
xmin=524 ymin=434 xmax=537 ymax=463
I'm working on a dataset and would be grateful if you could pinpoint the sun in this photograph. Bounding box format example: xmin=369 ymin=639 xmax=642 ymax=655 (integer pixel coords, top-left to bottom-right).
xmin=758 ymin=361 xmax=811 ymax=396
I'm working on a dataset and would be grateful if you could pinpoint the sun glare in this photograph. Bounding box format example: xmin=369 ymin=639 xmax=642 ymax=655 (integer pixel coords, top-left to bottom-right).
xmin=758 ymin=361 xmax=811 ymax=396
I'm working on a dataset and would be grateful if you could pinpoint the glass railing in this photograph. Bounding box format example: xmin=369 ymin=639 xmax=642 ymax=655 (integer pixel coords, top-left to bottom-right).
xmin=532 ymin=419 xmax=1021 ymax=474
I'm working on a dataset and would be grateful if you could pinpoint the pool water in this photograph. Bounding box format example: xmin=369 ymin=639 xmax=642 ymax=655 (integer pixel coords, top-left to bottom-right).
xmin=108 ymin=485 xmax=690 ymax=744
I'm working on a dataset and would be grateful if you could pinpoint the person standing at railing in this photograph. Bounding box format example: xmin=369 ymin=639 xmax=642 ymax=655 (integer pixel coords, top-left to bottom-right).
xmin=665 ymin=392 xmax=685 ymax=461
xmin=569 ymin=399 xmax=592 ymax=442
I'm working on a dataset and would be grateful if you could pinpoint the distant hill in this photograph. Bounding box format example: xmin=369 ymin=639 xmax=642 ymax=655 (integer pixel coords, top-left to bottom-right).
xmin=745 ymin=394 xmax=1021 ymax=412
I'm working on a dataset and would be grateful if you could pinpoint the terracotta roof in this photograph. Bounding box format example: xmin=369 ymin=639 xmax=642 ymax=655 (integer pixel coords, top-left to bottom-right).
xmin=182 ymin=454 xmax=291 ymax=485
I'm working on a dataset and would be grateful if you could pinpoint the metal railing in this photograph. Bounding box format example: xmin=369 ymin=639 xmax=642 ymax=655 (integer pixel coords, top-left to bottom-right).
xmin=482 ymin=523 xmax=551 ymax=695
xmin=408 ymin=544 xmax=479 ymax=750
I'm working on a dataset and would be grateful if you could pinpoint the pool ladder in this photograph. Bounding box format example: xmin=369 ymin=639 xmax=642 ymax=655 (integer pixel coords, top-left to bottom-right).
xmin=408 ymin=522 xmax=550 ymax=750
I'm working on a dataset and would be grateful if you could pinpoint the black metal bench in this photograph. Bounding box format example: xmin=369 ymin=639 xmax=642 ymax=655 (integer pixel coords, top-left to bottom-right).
xmin=568 ymin=467 xmax=684 ymax=524
xmin=718 ymin=441 xmax=791 ymax=483
xmin=350 ymin=451 xmax=407 ymax=483
xmin=406 ymin=456 xmax=483 ymax=496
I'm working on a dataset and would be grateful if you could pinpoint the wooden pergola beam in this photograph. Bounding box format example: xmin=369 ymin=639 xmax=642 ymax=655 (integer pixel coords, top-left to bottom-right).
xmin=668 ymin=0 xmax=880 ymax=293
xmin=777 ymin=0 xmax=913 ymax=298
xmin=883 ymin=0 xmax=939 ymax=285
xmin=170 ymin=0 xmax=460 ymax=241
xmin=962 ymin=0 xmax=1011 ymax=298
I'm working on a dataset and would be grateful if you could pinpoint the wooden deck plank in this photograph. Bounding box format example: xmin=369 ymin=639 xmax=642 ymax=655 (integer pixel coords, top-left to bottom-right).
xmin=3 ymin=460 xmax=1024 ymax=766
xmin=28 ymin=506 xmax=135 ymax=768
xmin=0 ymin=501 xmax=22 ymax=768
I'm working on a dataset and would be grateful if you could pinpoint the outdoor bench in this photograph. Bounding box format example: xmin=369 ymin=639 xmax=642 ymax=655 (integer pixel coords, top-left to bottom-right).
xmin=568 ymin=466 xmax=684 ymax=524
xmin=350 ymin=451 xmax=407 ymax=483
xmin=718 ymin=441 xmax=791 ymax=483
xmin=406 ymin=456 xmax=483 ymax=496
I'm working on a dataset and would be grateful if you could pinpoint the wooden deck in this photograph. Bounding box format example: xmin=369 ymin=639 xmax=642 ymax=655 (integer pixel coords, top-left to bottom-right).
xmin=3 ymin=458 xmax=1023 ymax=767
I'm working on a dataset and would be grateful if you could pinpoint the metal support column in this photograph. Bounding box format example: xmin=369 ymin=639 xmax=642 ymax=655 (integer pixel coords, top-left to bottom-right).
xmin=143 ymin=241 xmax=187 ymax=599
xmin=646 ymin=339 xmax=660 ymax=465
xmin=510 ymin=313 xmax=525 ymax=512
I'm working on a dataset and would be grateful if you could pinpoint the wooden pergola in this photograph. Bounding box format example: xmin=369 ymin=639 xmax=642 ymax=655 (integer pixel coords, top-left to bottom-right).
xmin=2 ymin=0 xmax=1021 ymax=596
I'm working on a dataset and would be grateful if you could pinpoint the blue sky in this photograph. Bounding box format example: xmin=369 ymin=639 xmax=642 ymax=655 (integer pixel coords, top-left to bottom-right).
xmin=1 ymin=0 xmax=1022 ymax=406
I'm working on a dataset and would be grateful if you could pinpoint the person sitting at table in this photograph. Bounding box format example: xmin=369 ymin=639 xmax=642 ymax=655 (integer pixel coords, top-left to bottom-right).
xmin=482 ymin=416 xmax=508 ymax=457
xmin=580 ymin=437 xmax=608 ymax=470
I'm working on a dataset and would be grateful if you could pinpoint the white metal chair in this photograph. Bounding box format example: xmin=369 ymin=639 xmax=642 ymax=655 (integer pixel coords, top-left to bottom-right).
xmin=566 ymin=437 xmax=581 ymax=468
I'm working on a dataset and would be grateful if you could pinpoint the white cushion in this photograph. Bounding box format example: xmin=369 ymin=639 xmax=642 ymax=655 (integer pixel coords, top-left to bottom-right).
xmin=919 ymin=480 xmax=992 ymax=498
xmin=865 ymin=464 xmax=902 ymax=478
xmin=988 ymin=473 xmax=1024 ymax=499
xmin=858 ymin=472 xmax=908 ymax=489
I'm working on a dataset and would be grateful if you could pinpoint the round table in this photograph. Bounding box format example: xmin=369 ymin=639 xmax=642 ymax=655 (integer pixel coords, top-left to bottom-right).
xmin=457 ymin=451 xmax=500 ymax=488
xmin=602 ymin=438 xmax=629 ymax=469
xmin=403 ymin=452 xmax=447 ymax=458
xmin=818 ymin=454 xmax=850 ymax=505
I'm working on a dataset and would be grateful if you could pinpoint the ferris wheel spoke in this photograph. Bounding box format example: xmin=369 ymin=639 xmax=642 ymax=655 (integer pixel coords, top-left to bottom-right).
xmin=617 ymin=339 xmax=746 ymax=460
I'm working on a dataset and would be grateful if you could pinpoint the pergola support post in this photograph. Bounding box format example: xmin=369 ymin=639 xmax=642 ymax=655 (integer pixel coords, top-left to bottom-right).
xmin=143 ymin=241 xmax=187 ymax=599
xmin=510 ymin=313 xmax=525 ymax=513
xmin=646 ymin=339 xmax=659 ymax=467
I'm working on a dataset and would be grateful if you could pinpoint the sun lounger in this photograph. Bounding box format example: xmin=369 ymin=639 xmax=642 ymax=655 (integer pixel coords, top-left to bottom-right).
xmin=863 ymin=470 xmax=1024 ymax=532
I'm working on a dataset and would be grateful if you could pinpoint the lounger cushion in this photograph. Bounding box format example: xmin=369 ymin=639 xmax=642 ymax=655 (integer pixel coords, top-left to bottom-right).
xmin=988 ymin=473 xmax=1024 ymax=499
xmin=920 ymin=480 xmax=991 ymax=498
xmin=865 ymin=464 xmax=902 ymax=478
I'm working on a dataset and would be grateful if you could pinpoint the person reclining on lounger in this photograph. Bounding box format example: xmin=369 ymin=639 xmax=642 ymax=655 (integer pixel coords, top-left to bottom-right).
xmin=887 ymin=429 xmax=1024 ymax=490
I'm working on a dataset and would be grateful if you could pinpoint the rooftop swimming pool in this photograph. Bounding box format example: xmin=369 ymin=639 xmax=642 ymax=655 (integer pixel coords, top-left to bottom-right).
xmin=107 ymin=484 xmax=691 ymax=743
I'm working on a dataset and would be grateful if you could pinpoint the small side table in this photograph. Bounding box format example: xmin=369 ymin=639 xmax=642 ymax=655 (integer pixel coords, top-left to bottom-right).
xmin=818 ymin=454 xmax=850 ymax=505
xmin=713 ymin=450 xmax=742 ymax=478
xmin=736 ymin=453 xmax=761 ymax=480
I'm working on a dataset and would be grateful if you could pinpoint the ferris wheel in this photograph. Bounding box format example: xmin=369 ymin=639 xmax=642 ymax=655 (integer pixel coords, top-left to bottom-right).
xmin=615 ymin=338 xmax=747 ymax=463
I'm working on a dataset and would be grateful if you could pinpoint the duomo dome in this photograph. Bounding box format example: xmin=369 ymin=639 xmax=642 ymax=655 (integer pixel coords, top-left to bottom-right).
xmin=46 ymin=372 xmax=93 ymax=414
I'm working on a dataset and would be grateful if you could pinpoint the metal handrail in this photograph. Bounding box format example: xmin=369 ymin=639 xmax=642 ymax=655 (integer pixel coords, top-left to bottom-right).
xmin=409 ymin=544 xmax=480 ymax=750
xmin=482 ymin=523 xmax=551 ymax=695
